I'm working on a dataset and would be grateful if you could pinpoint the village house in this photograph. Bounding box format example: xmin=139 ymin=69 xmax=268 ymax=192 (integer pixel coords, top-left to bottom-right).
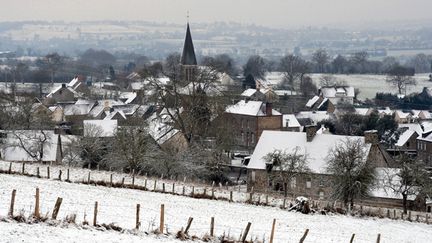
xmin=224 ymin=99 xmax=282 ymax=153
xmin=416 ymin=131 xmax=432 ymax=168
xmin=306 ymin=86 xmax=355 ymax=113
xmin=244 ymin=129 xmax=428 ymax=210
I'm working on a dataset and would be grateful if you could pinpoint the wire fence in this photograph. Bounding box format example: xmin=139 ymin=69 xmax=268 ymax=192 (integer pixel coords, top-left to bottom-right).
xmin=1 ymin=160 xmax=431 ymax=226
xmin=0 ymin=186 xmax=390 ymax=243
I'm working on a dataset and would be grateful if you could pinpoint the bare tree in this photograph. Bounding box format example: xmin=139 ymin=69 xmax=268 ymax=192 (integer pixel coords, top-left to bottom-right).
xmin=36 ymin=53 xmax=65 ymax=85
xmin=383 ymin=155 xmax=431 ymax=213
xmin=8 ymin=130 xmax=51 ymax=162
xmin=386 ymin=65 xmax=416 ymax=95
xmin=326 ymin=138 xmax=375 ymax=208
xmin=105 ymin=125 xmax=159 ymax=173
xmin=312 ymin=49 xmax=329 ymax=73
xmin=279 ymin=54 xmax=309 ymax=90
xmin=263 ymin=147 xmax=310 ymax=197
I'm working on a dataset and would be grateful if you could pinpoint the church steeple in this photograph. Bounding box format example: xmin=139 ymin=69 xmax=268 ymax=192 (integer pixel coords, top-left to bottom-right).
xmin=181 ymin=23 xmax=197 ymax=66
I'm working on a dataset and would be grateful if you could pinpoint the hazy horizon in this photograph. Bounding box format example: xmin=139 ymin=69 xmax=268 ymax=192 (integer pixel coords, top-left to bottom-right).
xmin=1 ymin=0 xmax=431 ymax=28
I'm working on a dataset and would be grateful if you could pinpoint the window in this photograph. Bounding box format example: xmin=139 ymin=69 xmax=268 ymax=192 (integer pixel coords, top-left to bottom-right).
xmin=319 ymin=191 xmax=324 ymax=200
xmin=290 ymin=177 xmax=297 ymax=188
xmin=306 ymin=178 xmax=312 ymax=189
xmin=241 ymin=119 xmax=244 ymax=128
xmin=319 ymin=177 xmax=324 ymax=187
xmin=251 ymin=133 xmax=255 ymax=145
xmin=251 ymin=171 xmax=256 ymax=182
xmin=241 ymin=132 xmax=244 ymax=144
xmin=246 ymin=120 xmax=249 ymax=129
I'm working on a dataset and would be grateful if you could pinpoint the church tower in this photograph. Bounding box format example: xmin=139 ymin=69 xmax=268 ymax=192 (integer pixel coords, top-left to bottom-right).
xmin=180 ymin=22 xmax=197 ymax=82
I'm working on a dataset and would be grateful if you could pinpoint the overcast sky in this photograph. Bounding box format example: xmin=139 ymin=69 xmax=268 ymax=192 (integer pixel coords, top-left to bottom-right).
xmin=1 ymin=0 xmax=431 ymax=28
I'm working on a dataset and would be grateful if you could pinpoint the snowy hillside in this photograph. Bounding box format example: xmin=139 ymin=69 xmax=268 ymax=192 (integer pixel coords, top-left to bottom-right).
xmin=1 ymin=173 xmax=431 ymax=243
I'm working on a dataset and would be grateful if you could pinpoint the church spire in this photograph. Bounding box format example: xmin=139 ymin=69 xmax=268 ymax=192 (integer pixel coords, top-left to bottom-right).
xmin=181 ymin=22 xmax=197 ymax=66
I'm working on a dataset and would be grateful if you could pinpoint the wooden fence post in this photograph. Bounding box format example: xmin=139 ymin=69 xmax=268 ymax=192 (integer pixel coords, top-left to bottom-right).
xmin=8 ymin=162 xmax=12 ymax=174
xmin=350 ymin=233 xmax=355 ymax=243
xmin=9 ymin=189 xmax=16 ymax=217
xmin=376 ymin=234 xmax=381 ymax=243
xmin=153 ymin=180 xmax=157 ymax=191
xmin=269 ymin=219 xmax=276 ymax=243
xmin=58 ymin=170 xmax=62 ymax=181
xmin=162 ymin=183 xmax=165 ymax=193
xmin=52 ymin=197 xmax=63 ymax=220
xmin=426 ymin=214 xmax=429 ymax=224
xmin=182 ymin=186 xmax=185 ymax=195
xmin=87 ymin=172 xmax=91 ymax=184
xmin=132 ymin=173 xmax=135 ymax=187
xmin=47 ymin=166 xmax=50 ymax=179
xmin=93 ymin=201 xmax=98 ymax=226
xmin=299 ymin=229 xmax=309 ymax=243
xmin=121 ymin=177 xmax=125 ymax=187
xmin=408 ymin=211 xmax=412 ymax=221
xmin=21 ymin=162 xmax=25 ymax=174
xmin=266 ymin=194 xmax=269 ymax=205
xmin=37 ymin=167 xmax=40 ymax=178
xmin=136 ymin=204 xmax=140 ymax=229
xmin=210 ymin=217 xmax=215 ymax=237
xmin=110 ymin=174 xmax=113 ymax=187
xmin=230 ymin=191 xmax=233 ymax=202
xmin=184 ymin=217 xmax=193 ymax=235
xmin=34 ymin=188 xmax=40 ymax=219
xmin=144 ymin=179 xmax=147 ymax=189
xmin=191 ymin=186 xmax=195 ymax=197
xmin=160 ymin=204 xmax=165 ymax=233
xmin=283 ymin=198 xmax=287 ymax=209
xmin=172 ymin=183 xmax=175 ymax=194
xmin=211 ymin=188 xmax=215 ymax=199
xmin=241 ymin=222 xmax=252 ymax=243
xmin=67 ymin=169 xmax=70 ymax=181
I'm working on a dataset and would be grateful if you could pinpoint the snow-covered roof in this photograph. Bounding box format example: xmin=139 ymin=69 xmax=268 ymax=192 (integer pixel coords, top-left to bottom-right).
xmin=103 ymin=110 xmax=127 ymax=121
xmin=225 ymin=100 xmax=281 ymax=116
xmin=306 ymin=96 xmax=320 ymax=108
xmin=147 ymin=112 xmax=180 ymax=145
xmin=377 ymin=107 xmax=394 ymax=116
xmin=317 ymin=98 xmax=329 ymax=109
xmin=355 ymin=108 xmax=372 ymax=116
xmin=399 ymin=123 xmax=423 ymax=136
xmin=320 ymin=86 xmax=355 ymax=98
xmin=296 ymin=111 xmax=331 ymax=124
xmin=273 ymin=90 xmax=297 ymax=96
xmin=83 ymin=120 xmax=117 ymax=137
xmin=282 ymin=114 xmax=301 ymax=128
xmin=46 ymin=85 xmax=78 ymax=98
xmin=62 ymin=104 xmax=93 ymax=116
xmin=67 ymin=77 xmax=80 ymax=88
xmin=241 ymin=88 xmax=258 ymax=97
xmin=395 ymin=110 xmax=411 ymax=119
xmin=395 ymin=129 xmax=417 ymax=147
xmin=119 ymin=92 xmax=137 ymax=104
xmin=247 ymin=131 xmax=370 ymax=173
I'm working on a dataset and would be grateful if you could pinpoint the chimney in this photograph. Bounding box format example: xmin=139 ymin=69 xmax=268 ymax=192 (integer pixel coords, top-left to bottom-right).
xmin=265 ymin=102 xmax=272 ymax=116
xmin=305 ymin=125 xmax=317 ymax=142
xmin=61 ymin=83 xmax=66 ymax=88
xmin=364 ymin=130 xmax=379 ymax=144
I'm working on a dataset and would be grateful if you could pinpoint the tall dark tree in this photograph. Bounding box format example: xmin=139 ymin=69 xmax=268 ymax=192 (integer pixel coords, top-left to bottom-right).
xmin=243 ymin=55 xmax=267 ymax=80
xmin=243 ymin=74 xmax=256 ymax=89
xmin=312 ymin=49 xmax=329 ymax=73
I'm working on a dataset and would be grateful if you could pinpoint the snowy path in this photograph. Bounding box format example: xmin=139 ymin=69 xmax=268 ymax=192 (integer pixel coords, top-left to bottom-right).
xmin=0 ymin=174 xmax=430 ymax=243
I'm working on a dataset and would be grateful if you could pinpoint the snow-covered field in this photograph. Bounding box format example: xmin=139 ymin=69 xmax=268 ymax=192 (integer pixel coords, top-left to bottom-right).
xmin=0 ymin=221 xmax=181 ymax=243
xmin=0 ymin=173 xmax=431 ymax=243
xmin=310 ymin=73 xmax=432 ymax=100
